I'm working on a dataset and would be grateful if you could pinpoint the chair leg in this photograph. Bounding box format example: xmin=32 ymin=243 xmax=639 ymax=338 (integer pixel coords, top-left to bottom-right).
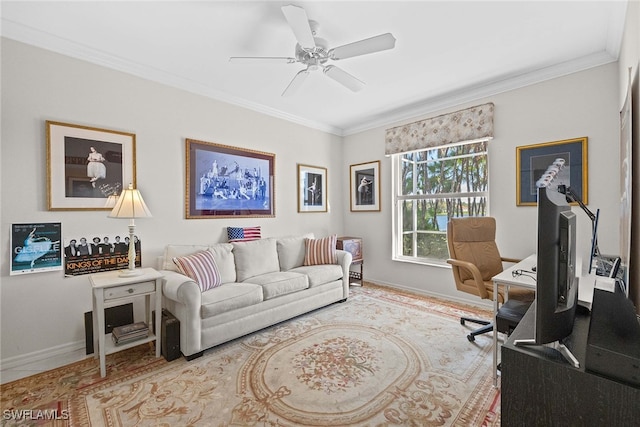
xmin=460 ymin=317 xmax=493 ymax=342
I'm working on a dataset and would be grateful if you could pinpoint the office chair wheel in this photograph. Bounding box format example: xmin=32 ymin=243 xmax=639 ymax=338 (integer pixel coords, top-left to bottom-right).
xmin=460 ymin=319 xmax=466 ymax=325
xmin=467 ymin=334 xmax=475 ymax=342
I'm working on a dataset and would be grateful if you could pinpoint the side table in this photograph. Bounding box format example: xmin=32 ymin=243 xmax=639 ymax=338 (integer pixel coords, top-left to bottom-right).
xmin=337 ymin=236 xmax=363 ymax=286
xmin=89 ymin=267 xmax=163 ymax=377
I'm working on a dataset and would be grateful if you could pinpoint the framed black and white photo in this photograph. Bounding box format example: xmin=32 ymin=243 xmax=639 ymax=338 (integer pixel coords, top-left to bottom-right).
xmin=186 ymin=139 xmax=275 ymax=218
xmin=10 ymin=222 xmax=62 ymax=275
xmin=350 ymin=160 xmax=381 ymax=212
xmin=516 ymin=137 xmax=587 ymax=206
xmin=46 ymin=121 xmax=136 ymax=210
xmin=297 ymin=164 xmax=327 ymax=213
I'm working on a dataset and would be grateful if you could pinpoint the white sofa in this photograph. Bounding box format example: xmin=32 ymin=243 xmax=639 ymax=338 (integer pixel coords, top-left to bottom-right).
xmin=159 ymin=235 xmax=352 ymax=359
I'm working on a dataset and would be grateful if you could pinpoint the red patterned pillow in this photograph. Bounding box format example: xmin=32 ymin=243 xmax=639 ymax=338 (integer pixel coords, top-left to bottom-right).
xmin=172 ymin=250 xmax=222 ymax=292
xmin=304 ymin=235 xmax=337 ymax=266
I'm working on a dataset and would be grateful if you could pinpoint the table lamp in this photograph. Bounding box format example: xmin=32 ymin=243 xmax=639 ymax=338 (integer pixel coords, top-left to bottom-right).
xmin=108 ymin=183 xmax=152 ymax=277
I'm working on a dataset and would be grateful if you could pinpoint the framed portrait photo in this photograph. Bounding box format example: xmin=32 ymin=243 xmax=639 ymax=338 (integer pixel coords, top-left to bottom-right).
xmin=516 ymin=137 xmax=588 ymax=206
xmin=297 ymin=164 xmax=327 ymax=213
xmin=186 ymin=139 xmax=275 ymax=219
xmin=46 ymin=121 xmax=136 ymax=210
xmin=350 ymin=160 xmax=381 ymax=212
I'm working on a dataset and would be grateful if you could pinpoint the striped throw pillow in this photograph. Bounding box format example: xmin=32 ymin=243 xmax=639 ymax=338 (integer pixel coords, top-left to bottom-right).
xmin=304 ymin=235 xmax=337 ymax=266
xmin=172 ymin=250 xmax=222 ymax=292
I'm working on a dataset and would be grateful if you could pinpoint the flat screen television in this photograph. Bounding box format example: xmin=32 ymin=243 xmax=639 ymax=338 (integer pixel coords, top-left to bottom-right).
xmin=515 ymin=185 xmax=580 ymax=367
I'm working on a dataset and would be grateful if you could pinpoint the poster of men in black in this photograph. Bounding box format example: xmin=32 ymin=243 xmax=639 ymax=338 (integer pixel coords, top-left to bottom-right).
xmin=64 ymin=234 xmax=141 ymax=276
xmin=10 ymin=223 xmax=63 ymax=275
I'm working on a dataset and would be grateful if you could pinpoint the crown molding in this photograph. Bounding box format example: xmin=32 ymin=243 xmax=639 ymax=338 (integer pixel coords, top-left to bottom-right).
xmin=341 ymin=50 xmax=618 ymax=136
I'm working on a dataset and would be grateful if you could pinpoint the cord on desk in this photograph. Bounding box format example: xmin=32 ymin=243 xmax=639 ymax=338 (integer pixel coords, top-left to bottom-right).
xmin=511 ymin=269 xmax=537 ymax=281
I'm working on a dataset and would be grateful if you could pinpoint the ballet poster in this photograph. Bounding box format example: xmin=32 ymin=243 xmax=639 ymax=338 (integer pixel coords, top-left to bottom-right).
xmin=10 ymin=222 xmax=63 ymax=275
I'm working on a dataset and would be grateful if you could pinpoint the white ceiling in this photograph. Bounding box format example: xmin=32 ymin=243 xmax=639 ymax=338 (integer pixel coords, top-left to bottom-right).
xmin=1 ymin=1 xmax=629 ymax=136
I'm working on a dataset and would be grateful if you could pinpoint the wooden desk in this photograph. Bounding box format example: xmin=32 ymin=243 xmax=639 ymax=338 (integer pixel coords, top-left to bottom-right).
xmin=491 ymin=254 xmax=537 ymax=386
xmin=501 ymin=305 xmax=640 ymax=425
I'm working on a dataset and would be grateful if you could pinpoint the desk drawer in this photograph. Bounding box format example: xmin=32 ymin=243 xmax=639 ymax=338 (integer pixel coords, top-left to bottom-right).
xmin=105 ymin=281 xmax=155 ymax=300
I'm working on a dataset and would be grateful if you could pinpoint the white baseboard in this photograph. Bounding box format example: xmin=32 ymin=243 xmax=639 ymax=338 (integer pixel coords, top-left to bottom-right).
xmin=1 ymin=339 xmax=87 ymax=371
xmin=364 ymin=279 xmax=493 ymax=310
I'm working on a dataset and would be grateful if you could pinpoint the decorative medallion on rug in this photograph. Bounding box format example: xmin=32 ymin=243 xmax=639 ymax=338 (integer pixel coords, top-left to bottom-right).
xmin=1 ymin=285 xmax=500 ymax=426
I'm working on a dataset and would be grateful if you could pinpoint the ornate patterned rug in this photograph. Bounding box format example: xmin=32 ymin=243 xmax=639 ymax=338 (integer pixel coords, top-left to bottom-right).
xmin=1 ymin=284 xmax=500 ymax=426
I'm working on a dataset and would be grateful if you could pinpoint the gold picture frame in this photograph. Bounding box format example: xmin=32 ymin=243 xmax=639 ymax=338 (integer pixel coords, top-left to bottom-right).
xmin=185 ymin=138 xmax=275 ymax=218
xmin=46 ymin=121 xmax=136 ymax=210
xmin=516 ymin=137 xmax=588 ymax=206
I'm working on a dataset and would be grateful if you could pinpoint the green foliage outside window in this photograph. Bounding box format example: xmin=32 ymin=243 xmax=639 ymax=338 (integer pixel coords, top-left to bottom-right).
xmin=396 ymin=140 xmax=488 ymax=261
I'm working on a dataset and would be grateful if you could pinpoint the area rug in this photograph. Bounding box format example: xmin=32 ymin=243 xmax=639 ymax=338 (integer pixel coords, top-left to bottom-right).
xmin=1 ymin=284 xmax=500 ymax=426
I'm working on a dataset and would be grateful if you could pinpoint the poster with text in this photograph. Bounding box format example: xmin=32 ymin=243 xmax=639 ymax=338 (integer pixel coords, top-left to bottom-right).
xmin=11 ymin=223 xmax=63 ymax=275
xmin=63 ymin=234 xmax=142 ymax=276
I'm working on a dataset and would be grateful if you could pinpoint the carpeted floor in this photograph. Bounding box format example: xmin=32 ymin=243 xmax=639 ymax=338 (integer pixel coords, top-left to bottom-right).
xmin=1 ymin=284 xmax=500 ymax=426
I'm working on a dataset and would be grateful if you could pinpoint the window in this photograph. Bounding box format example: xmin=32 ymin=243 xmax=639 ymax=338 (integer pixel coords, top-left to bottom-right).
xmin=392 ymin=139 xmax=489 ymax=263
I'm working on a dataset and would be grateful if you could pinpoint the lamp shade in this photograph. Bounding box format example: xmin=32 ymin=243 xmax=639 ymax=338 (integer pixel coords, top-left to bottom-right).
xmin=104 ymin=194 xmax=120 ymax=208
xmin=108 ymin=184 xmax=152 ymax=219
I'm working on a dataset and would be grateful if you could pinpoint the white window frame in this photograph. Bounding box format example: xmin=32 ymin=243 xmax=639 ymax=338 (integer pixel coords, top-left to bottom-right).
xmin=391 ymin=139 xmax=490 ymax=266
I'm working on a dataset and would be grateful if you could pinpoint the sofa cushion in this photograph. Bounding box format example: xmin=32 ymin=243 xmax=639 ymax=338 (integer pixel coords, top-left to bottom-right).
xmin=304 ymin=235 xmax=337 ymax=266
xmin=162 ymin=244 xmax=209 ymax=272
xmin=173 ymin=250 xmax=221 ymax=292
xmin=208 ymin=244 xmax=236 ymax=284
xmin=244 ymin=271 xmax=309 ymax=300
xmin=233 ymin=238 xmax=280 ymax=282
xmin=290 ymin=264 xmax=343 ymax=287
xmin=200 ymin=283 xmax=263 ymax=319
xmin=276 ymin=233 xmax=314 ymax=271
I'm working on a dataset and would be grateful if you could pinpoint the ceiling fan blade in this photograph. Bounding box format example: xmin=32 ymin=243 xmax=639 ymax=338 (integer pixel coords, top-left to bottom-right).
xmin=281 ymin=5 xmax=316 ymax=49
xmin=329 ymin=33 xmax=396 ymax=60
xmin=282 ymin=69 xmax=310 ymax=97
xmin=229 ymin=56 xmax=297 ymax=64
xmin=323 ymin=65 xmax=365 ymax=92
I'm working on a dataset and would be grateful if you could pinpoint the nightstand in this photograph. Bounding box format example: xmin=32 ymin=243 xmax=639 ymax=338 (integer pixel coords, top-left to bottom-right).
xmin=89 ymin=267 xmax=163 ymax=377
xmin=337 ymin=236 xmax=363 ymax=286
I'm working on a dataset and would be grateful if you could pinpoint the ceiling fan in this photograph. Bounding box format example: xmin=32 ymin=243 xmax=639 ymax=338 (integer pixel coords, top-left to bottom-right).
xmin=229 ymin=4 xmax=396 ymax=96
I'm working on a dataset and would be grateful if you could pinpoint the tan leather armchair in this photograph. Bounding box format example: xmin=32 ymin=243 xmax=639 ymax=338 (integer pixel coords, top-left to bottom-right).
xmin=446 ymin=217 xmax=534 ymax=341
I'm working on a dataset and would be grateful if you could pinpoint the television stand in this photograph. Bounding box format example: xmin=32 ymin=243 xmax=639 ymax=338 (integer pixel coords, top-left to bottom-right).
xmin=513 ymin=337 xmax=580 ymax=368
xmin=502 ymin=304 xmax=640 ymax=425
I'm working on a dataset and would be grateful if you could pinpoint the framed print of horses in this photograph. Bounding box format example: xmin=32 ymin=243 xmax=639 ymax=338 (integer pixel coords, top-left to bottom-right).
xmin=350 ymin=160 xmax=381 ymax=212
xmin=185 ymin=139 xmax=275 ymax=219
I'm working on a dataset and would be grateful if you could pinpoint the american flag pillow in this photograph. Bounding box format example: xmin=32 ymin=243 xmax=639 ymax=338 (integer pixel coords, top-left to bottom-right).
xmin=172 ymin=250 xmax=222 ymax=292
xmin=227 ymin=226 xmax=261 ymax=242
xmin=304 ymin=234 xmax=338 ymax=266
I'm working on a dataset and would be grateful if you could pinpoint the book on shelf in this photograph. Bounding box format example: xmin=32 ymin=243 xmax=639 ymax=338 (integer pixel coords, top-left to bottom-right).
xmin=112 ymin=321 xmax=148 ymax=339
xmin=112 ymin=329 xmax=149 ymax=345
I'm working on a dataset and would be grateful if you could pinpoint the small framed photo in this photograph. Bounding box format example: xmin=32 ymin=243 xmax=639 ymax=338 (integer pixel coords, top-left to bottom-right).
xmin=46 ymin=121 xmax=136 ymax=210
xmin=297 ymin=164 xmax=327 ymax=213
xmin=350 ymin=160 xmax=381 ymax=212
xmin=516 ymin=137 xmax=588 ymax=206
xmin=186 ymin=139 xmax=275 ymax=219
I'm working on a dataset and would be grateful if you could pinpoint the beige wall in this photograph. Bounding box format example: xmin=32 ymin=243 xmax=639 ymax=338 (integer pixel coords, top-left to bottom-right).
xmin=342 ymin=63 xmax=620 ymax=301
xmin=0 ymin=39 xmax=344 ymax=364
xmin=1 ymin=3 xmax=635 ymax=365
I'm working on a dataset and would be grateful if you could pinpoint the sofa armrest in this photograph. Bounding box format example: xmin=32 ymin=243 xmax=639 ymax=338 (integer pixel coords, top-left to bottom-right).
xmin=336 ymin=249 xmax=353 ymax=299
xmin=161 ymin=270 xmax=203 ymax=356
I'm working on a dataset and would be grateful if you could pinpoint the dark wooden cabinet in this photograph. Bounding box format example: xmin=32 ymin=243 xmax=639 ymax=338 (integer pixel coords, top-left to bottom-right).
xmin=337 ymin=236 xmax=363 ymax=285
xmin=501 ymin=306 xmax=640 ymax=426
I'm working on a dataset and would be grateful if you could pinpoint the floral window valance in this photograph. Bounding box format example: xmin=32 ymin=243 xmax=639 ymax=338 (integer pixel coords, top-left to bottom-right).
xmin=384 ymin=103 xmax=494 ymax=155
